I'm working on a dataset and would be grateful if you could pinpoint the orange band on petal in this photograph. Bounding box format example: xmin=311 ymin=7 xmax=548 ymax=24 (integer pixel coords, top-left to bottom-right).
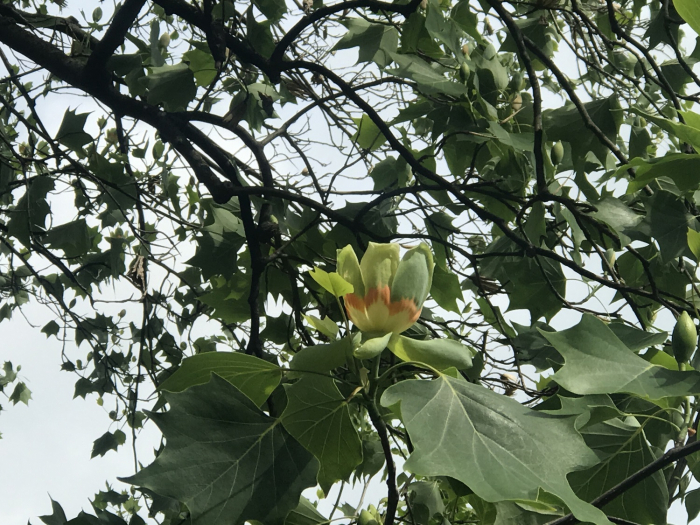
xmin=344 ymin=286 xmax=421 ymax=334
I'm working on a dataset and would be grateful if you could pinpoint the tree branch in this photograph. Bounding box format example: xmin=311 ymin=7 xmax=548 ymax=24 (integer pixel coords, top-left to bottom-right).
xmin=85 ymin=0 xmax=149 ymax=74
xmin=545 ymin=439 xmax=700 ymax=525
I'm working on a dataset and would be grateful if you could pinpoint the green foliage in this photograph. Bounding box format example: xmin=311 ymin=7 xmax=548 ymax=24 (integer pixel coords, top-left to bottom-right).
xmin=3 ymin=0 xmax=700 ymax=524
xmin=121 ymin=375 xmax=319 ymax=525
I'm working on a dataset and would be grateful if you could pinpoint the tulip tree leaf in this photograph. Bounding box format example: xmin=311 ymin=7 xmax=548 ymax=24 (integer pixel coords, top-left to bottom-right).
xmin=121 ymin=375 xmax=319 ymax=525
xmin=309 ymin=267 xmax=354 ymax=297
xmin=569 ymin=419 xmax=668 ymax=524
xmin=430 ymin=265 xmax=462 ymax=313
xmin=388 ymin=335 xmax=472 ymax=371
xmin=333 ymin=19 xmax=398 ymax=68
xmin=352 ymin=114 xmax=387 ymax=151
xmin=688 ymin=227 xmax=700 ymax=260
xmin=541 ymin=314 xmax=700 ymax=399
xmin=281 ymin=376 xmax=363 ymax=493
xmin=159 ymin=352 xmax=282 ymax=407
xmin=303 ymin=314 xmax=339 ymax=340
xmin=503 ymin=256 xmax=565 ymax=322
xmin=9 ymin=381 xmax=31 ymax=405
xmin=543 ymin=97 xmax=622 ymax=165
xmin=91 ymin=429 xmax=126 ymax=458
xmin=381 ymin=375 xmax=613 ymax=525
xmin=55 ymin=109 xmax=93 ymax=150
xmin=39 ymin=498 xmax=68 ymax=525
xmin=607 ymin=322 xmax=667 ymax=352
xmin=284 ymin=497 xmax=328 ymax=525
xmin=145 ymin=63 xmax=197 ymax=111
xmin=646 ymin=190 xmax=698 ymax=262
xmin=674 ymin=0 xmax=700 ymax=38
xmin=624 ymin=153 xmax=700 ymax=193
xmin=289 ymin=337 xmax=352 ymax=379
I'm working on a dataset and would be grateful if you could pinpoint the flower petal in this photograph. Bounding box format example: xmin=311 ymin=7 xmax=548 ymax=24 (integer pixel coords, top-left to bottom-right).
xmin=337 ymin=245 xmax=365 ymax=298
xmin=390 ymin=243 xmax=434 ymax=308
xmin=345 ymin=286 xmax=419 ymax=334
xmin=360 ymin=242 xmax=400 ymax=291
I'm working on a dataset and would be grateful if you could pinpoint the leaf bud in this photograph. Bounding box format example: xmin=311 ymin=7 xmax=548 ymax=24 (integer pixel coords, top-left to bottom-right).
xmin=358 ymin=509 xmax=378 ymax=525
xmin=511 ymin=93 xmax=523 ymax=112
xmin=459 ymin=62 xmax=471 ymax=82
xmin=159 ymin=32 xmax=171 ymax=48
xmin=672 ymin=311 xmax=697 ymax=364
xmin=550 ymin=141 xmax=564 ymax=165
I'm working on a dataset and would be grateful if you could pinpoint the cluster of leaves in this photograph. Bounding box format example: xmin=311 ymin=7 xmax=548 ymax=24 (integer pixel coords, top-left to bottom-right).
xmin=3 ymin=0 xmax=700 ymax=523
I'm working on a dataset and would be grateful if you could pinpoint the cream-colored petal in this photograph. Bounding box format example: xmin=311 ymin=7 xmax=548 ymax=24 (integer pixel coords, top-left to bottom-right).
xmin=337 ymin=245 xmax=365 ymax=297
xmin=390 ymin=243 xmax=434 ymax=308
xmin=360 ymin=242 xmax=400 ymax=290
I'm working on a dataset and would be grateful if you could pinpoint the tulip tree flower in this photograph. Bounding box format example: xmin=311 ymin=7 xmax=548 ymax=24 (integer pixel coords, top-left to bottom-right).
xmin=308 ymin=242 xmax=472 ymax=371
xmin=335 ymin=242 xmax=472 ymax=371
xmin=337 ymin=242 xmax=434 ymax=335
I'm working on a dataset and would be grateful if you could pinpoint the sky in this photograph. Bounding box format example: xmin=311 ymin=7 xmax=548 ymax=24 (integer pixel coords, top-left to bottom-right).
xmin=0 ymin=0 xmax=697 ymax=524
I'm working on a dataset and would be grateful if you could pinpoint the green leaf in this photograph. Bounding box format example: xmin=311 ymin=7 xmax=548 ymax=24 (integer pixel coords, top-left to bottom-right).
xmin=589 ymin=197 xmax=643 ymax=247
xmin=9 ymin=381 xmax=31 ymax=405
xmin=407 ymin=480 xmax=445 ymax=524
xmin=543 ymin=97 xmax=622 ymax=165
xmin=149 ymin=20 xmax=166 ymax=67
xmin=388 ymin=335 xmax=472 ymax=371
xmin=253 ymin=0 xmax=287 ymax=22
xmin=688 ymin=228 xmax=700 ymax=260
xmin=607 ymin=322 xmax=667 ymax=352
xmin=289 ymin=338 xmax=352 ymax=379
xmin=303 ymin=314 xmax=339 ymax=340
xmin=39 ymin=498 xmax=68 ymax=525
xmin=541 ymin=314 xmax=700 ymax=399
xmin=333 ymin=19 xmax=398 ymax=67
xmin=308 ymin=267 xmax=353 ymax=297
xmin=159 ymin=352 xmax=281 ymax=407
xmin=351 ymin=114 xmax=387 ymax=151
xmin=632 ymin=108 xmax=700 ymax=151
xmin=281 ymin=376 xmax=362 ymax=492
xmin=424 ymin=0 xmax=464 ymax=58
xmin=569 ymin=419 xmax=668 ymax=524
xmin=91 ymin=429 xmax=126 ymax=458
xmin=381 ymin=375 xmax=613 ymax=525
xmin=387 ymin=53 xmax=468 ymax=97
xmin=623 ymin=153 xmax=700 ymax=193
xmin=246 ymin=9 xmax=275 ymax=57
xmin=430 ymin=265 xmax=462 ymax=314
xmin=184 ymin=48 xmax=217 ymax=87
xmin=685 ymin=488 xmax=700 ymax=522
xmin=145 ymin=63 xmax=197 ymax=111
xmin=503 ymin=256 xmax=565 ymax=322
xmin=42 ymin=320 xmax=60 ymax=338
xmin=354 ymin=332 xmax=392 ymax=359
xmin=121 ymin=375 xmax=319 ymax=525
xmin=55 ymin=109 xmax=93 ymax=150
xmin=646 ymin=190 xmax=697 ymax=262
xmin=44 ymin=219 xmax=91 ymax=258
xmin=284 ymin=497 xmax=327 ymax=525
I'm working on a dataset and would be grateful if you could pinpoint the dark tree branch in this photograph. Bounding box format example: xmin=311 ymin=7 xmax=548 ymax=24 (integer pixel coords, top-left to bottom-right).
xmin=85 ymin=0 xmax=149 ymax=74
xmin=486 ymin=0 xmax=547 ymax=194
xmin=269 ymin=0 xmax=423 ymax=67
xmin=545 ymin=439 xmax=700 ymax=525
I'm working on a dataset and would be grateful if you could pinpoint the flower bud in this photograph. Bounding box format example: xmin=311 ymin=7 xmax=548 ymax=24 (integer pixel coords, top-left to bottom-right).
xmin=551 ymin=141 xmax=564 ymax=165
xmin=672 ymin=311 xmax=697 ymax=364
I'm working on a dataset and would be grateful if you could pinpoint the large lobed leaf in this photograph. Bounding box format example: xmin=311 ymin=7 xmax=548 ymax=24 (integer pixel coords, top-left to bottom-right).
xmin=159 ymin=351 xmax=281 ymax=407
xmin=542 ymin=314 xmax=700 ymax=399
xmin=382 ymin=374 xmax=613 ymax=525
xmin=281 ymin=376 xmax=363 ymax=493
xmin=121 ymin=375 xmax=319 ymax=525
